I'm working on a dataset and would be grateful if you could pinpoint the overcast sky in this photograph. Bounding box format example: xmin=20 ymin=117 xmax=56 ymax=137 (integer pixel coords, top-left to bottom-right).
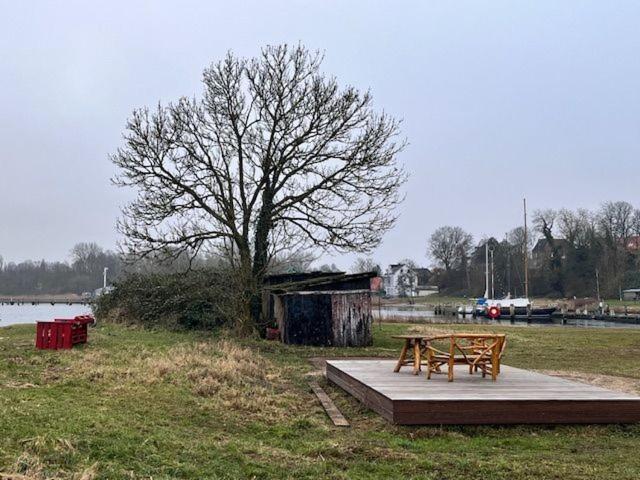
xmin=1 ymin=1 xmax=639 ymax=270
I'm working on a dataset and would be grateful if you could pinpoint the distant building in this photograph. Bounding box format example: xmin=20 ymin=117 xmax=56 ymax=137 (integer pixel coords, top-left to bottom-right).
xmin=370 ymin=276 xmax=383 ymax=292
xmin=413 ymin=268 xmax=431 ymax=286
xmin=383 ymin=264 xmax=417 ymax=297
xmin=413 ymin=268 xmax=438 ymax=297
xmin=382 ymin=264 xmax=437 ymax=297
xmin=624 ymin=236 xmax=640 ymax=252
xmin=93 ymin=286 xmax=115 ymax=298
xmin=532 ymin=238 xmax=570 ymax=268
xmin=622 ymin=289 xmax=640 ymax=301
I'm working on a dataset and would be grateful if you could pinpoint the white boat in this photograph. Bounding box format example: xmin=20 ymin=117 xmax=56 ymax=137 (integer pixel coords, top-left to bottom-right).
xmin=474 ymin=243 xmax=555 ymax=317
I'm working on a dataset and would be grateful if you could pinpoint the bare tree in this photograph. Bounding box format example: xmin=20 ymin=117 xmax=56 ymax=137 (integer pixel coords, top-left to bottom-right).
xmin=533 ymin=209 xmax=557 ymax=242
xmin=428 ymin=226 xmax=473 ymax=272
xmin=557 ymin=208 xmax=596 ymax=248
xmin=598 ymin=201 xmax=634 ymax=243
xmin=70 ymin=242 xmax=110 ymax=275
xmin=318 ymin=263 xmax=341 ymax=273
xmin=268 ymin=250 xmax=316 ymax=274
xmin=506 ymin=227 xmax=533 ymax=252
xmin=112 ymin=44 xmax=406 ymax=332
xmin=632 ymin=209 xmax=640 ymax=236
xmin=351 ymin=257 xmax=381 ymax=275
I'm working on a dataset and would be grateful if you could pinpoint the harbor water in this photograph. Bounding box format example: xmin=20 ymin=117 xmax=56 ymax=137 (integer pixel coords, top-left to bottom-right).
xmin=375 ymin=305 xmax=640 ymax=329
xmin=0 ymin=304 xmax=93 ymax=328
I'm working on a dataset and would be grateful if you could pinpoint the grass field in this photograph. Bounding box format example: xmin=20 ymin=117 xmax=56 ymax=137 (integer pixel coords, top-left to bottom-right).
xmin=1 ymin=322 xmax=640 ymax=479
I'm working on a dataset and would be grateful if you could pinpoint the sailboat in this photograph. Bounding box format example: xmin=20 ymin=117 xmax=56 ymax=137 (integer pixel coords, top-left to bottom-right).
xmin=475 ymin=199 xmax=556 ymax=318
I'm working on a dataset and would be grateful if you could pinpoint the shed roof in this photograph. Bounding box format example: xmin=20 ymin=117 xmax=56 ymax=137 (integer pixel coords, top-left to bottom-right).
xmin=264 ymin=271 xmax=377 ymax=293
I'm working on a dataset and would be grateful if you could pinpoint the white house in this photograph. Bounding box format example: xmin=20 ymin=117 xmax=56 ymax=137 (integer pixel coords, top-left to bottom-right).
xmin=383 ymin=264 xmax=418 ymax=297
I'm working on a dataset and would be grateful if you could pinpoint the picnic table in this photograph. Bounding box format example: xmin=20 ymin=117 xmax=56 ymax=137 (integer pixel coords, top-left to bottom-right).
xmin=392 ymin=333 xmax=507 ymax=381
xmin=391 ymin=334 xmax=431 ymax=375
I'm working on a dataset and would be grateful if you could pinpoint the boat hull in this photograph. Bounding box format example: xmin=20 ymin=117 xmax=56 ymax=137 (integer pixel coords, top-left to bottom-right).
xmin=482 ymin=306 xmax=556 ymax=318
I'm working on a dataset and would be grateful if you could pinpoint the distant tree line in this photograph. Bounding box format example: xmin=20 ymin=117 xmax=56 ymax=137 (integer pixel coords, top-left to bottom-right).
xmin=0 ymin=243 xmax=122 ymax=295
xmin=428 ymin=201 xmax=640 ymax=299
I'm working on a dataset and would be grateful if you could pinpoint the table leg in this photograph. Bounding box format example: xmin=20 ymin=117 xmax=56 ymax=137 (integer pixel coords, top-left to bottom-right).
xmin=394 ymin=339 xmax=409 ymax=372
xmin=412 ymin=340 xmax=421 ymax=375
xmin=448 ymin=337 xmax=455 ymax=382
xmin=491 ymin=346 xmax=499 ymax=381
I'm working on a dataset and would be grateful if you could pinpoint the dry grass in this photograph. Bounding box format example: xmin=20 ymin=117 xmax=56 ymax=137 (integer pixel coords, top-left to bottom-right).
xmin=63 ymin=337 xmax=310 ymax=423
xmin=0 ymin=437 xmax=97 ymax=480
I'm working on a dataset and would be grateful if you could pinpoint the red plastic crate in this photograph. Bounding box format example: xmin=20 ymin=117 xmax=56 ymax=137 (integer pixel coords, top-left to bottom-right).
xmin=35 ymin=315 xmax=94 ymax=350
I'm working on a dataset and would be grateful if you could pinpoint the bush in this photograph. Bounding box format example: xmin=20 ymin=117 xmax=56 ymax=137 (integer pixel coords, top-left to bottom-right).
xmin=93 ymin=269 xmax=244 ymax=330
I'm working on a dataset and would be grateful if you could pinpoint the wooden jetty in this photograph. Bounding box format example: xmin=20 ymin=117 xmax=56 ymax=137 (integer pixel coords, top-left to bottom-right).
xmin=0 ymin=297 xmax=89 ymax=305
xmin=326 ymin=359 xmax=640 ymax=425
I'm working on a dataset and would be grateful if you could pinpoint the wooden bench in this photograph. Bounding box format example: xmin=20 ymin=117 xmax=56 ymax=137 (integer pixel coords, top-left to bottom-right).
xmin=425 ymin=334 xmax=507 ymax=382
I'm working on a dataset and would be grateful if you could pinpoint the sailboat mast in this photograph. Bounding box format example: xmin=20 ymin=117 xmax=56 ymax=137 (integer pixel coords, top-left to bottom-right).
xmin=523 ymin=198 xmax=529 ymax=298
xmin=484 ymin=243 xmax=489 ymax=298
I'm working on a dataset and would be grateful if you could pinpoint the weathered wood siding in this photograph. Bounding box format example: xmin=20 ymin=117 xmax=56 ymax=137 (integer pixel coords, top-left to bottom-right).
xmin=275 ymin=290 xmax=372 ymax=347
xmin=278 ymin=293 xmax=333 ymax=346
xmin=331 ymin=291 xmax=372 ymax=347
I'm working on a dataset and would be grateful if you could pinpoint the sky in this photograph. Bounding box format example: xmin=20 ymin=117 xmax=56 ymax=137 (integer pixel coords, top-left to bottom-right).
xmin=1 ymin=1 xmax=639 ymax=270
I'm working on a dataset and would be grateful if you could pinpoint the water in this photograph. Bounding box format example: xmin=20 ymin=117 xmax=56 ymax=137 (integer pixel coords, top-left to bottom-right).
xmin=375 ymin=306 xmax=640 ymax=329
xmin=0 ymin=304 xmax=93 ymax=328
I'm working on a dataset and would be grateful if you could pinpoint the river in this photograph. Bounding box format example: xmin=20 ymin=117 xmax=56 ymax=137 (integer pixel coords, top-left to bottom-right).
xmin=0 ymin=304 xmax=93 ymax=328
xmin=375 ymin=305 xmax=640 ymax=328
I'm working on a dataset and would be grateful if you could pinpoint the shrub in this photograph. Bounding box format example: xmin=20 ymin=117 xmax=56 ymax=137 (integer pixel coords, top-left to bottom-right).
xmin=93 ymin=268 xmax=244 ymax=330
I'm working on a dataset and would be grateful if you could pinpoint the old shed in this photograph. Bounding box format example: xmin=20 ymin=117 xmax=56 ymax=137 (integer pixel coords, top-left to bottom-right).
xmin=263 ymin=272 xmax=375 ymax=347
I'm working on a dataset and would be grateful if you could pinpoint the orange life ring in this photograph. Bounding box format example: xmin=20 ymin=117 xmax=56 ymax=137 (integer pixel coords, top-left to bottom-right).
xmin=487 ymin=306 xmax=501 ymax=319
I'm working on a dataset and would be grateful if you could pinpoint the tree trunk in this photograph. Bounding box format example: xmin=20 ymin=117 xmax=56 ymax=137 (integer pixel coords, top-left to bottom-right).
xmin=250 ymin=192 xmax=274 ymax=334
xmin=234 ymin=243 xmax=256 ymax=337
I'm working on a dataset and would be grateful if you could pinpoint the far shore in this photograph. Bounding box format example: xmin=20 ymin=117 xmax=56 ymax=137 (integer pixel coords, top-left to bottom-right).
xmin=0 ymin=293 xmax=84 ymax=301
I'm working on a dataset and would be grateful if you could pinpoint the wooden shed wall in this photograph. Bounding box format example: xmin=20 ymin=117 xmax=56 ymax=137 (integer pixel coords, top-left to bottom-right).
xmin=331 ymin=292 xmax=372 ymax=347
xmin=275 ymin=291 xmax=372 ymax=347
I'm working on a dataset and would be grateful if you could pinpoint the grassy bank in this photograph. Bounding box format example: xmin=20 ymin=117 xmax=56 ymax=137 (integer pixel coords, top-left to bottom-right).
xmin=1 ymin=323 xmax=640 ymax=479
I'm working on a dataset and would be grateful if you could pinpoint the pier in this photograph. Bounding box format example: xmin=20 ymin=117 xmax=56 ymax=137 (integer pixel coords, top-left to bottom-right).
xmin=0 ymin=297 xmax=91 ymax=306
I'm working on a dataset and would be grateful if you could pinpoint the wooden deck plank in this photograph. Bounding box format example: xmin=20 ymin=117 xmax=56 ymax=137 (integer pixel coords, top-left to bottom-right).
xmin=326 ymin=359 xmax=640 ymax=425
xmin=310 ymin=381 xmax=350 ymax=427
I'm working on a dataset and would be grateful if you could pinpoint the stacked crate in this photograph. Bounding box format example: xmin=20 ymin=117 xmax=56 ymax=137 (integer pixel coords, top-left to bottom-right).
xmin=35 ymin=315 xmax=95 ymax=350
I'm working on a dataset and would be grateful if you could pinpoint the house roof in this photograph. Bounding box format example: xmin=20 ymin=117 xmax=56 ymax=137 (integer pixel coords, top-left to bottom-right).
xmin=532 ymin=238 xmax=570 ymax=253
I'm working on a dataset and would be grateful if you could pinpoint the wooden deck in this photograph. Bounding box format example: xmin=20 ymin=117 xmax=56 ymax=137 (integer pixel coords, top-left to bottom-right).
xmin=326 ymin=359 xmax=640 ymax=425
